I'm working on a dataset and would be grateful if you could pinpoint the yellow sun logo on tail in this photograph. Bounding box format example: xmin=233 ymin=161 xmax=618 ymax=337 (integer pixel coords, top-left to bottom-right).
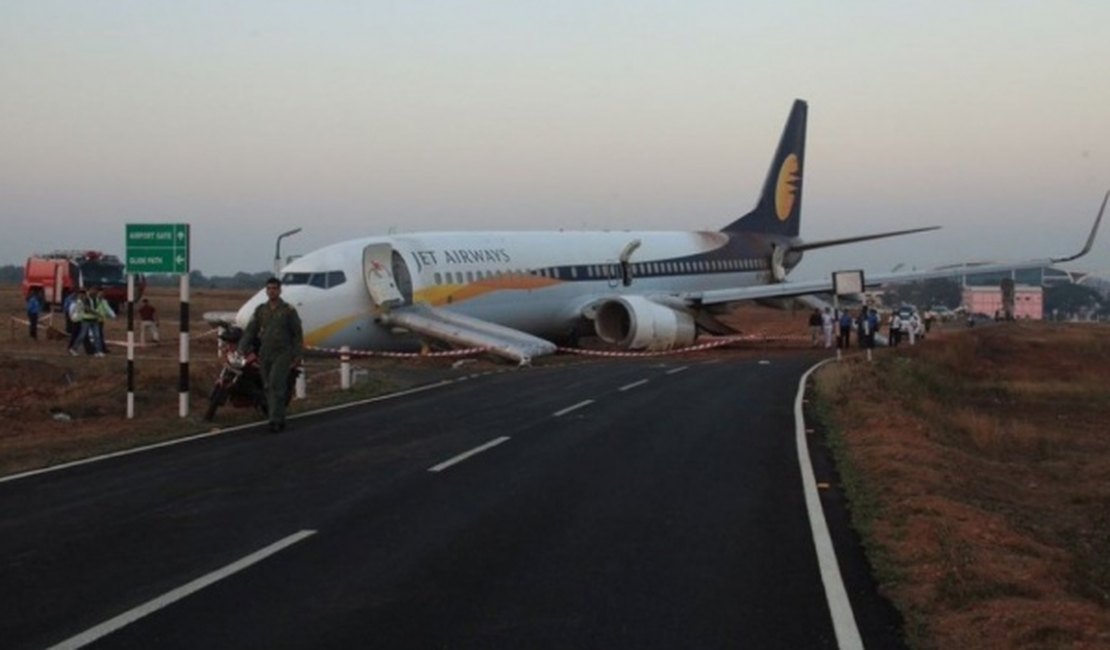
xmin=775 ymin=154 xmax=800 ymax=222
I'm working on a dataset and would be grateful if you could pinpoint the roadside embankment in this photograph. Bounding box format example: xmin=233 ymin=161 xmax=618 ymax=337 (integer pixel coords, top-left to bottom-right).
xmin=813 ymin=322 xmax=1110 ymax=649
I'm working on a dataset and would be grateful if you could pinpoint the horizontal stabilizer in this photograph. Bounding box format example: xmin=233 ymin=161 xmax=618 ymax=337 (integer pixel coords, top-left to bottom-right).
xmin=382 ymin=304 xmax=557 ymax=364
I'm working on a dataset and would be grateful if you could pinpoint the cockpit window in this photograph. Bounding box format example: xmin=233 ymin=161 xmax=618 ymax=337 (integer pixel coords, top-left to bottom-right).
xmin=283 ymin=272 xmax=311 ymax=285
xmin=282 ymin=271 xmax=346 ymax=289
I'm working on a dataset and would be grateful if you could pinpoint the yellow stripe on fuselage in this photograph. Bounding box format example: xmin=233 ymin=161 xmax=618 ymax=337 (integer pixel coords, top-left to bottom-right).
xmin=304 ymin=313 xmax=361 ymax=347
xmin=416 ymin=276 xmax=562 ymax=306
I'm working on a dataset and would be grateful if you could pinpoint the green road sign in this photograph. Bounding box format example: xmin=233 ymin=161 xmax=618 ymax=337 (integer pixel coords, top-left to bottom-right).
xmin=126 ymin=223 xmax=190 ymax=274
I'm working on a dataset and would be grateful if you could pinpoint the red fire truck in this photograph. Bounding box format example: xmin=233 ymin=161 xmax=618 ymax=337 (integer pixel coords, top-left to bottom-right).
xmin=22 ymin=250 xmax=145 ymax=310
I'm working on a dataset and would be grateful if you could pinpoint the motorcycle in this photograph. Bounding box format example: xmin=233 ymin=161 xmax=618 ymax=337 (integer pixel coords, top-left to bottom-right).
xmin=204 ymin=326 xmax=301 ymax=422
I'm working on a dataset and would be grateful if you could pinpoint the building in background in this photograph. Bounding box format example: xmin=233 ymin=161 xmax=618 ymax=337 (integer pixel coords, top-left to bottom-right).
xmin=934 ymin=263 xmax=1087 ymax=290
xmin=962 ymin=285 xmax=1043 ymax=319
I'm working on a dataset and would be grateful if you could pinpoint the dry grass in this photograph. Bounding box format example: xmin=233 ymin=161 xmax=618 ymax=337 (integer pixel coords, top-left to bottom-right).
xmin=815 ymin=322 xmax=1110 ymax=649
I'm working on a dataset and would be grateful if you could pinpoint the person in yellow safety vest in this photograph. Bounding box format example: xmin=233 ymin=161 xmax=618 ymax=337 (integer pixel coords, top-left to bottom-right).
xmin=68 ymin=288 xmax=103 ymax=356
xmin=88 ymin=285 xmax=116 ymax=355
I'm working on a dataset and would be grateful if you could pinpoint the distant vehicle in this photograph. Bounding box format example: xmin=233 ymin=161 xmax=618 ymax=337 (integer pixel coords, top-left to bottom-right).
xmin=22 ymin=250 xmax=145 ymax=310
xmin=929 ymin=305 xmax=955 ymax=321
xmin=896 ymin=304 xmax=926 ymax=338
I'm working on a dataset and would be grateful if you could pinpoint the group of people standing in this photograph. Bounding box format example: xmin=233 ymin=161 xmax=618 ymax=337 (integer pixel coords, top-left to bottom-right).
xmin=807 ymin=306 xmax=880 ymax=350
xmin=887 ymin=310 xmax=922 ymax=347
xmin=22 ymin=286 xmax=161 ymax=354
xmin=810 ymin=306 xmax=919 ymax=351
xmin=63 ymin=286 xmax=115 ymax=356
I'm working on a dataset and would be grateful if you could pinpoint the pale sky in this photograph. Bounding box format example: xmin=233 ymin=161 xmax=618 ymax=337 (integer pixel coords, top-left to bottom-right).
xmin=2 ymin=1 xmax=1109 ymax=280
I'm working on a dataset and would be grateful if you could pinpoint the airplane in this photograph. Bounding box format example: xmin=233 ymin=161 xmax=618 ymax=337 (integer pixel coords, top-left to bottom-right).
xmin=222 ymin=99 xmax=1107 ymax=363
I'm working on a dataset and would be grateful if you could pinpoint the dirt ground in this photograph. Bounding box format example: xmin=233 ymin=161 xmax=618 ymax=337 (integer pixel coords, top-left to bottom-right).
xmin=6 ymin=284 xmax=1107 ymax=647
xmin=3 ymin=285 xmax=235 ymax=471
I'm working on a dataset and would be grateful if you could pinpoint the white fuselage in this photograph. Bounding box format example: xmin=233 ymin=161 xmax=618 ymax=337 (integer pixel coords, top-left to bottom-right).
xmin=236 ymin=229 xmax=792 ymax=352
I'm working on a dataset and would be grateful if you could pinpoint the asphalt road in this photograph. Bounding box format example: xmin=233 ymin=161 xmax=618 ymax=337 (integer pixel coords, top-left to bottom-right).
xmin=0 ymin=353 xmax=903 ymax=649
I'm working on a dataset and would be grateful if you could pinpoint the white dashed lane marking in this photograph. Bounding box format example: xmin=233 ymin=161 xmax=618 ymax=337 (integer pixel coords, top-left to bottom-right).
xmin=49 ymin=530 xmax=317 ymax=650
xmin=428 ymin=436 xmax=512 ymax=473
xmin=553 ymin=400 xmax=594 ymax=417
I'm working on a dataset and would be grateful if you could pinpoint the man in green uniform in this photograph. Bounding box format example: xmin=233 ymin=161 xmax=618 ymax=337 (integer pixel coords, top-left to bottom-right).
xmin=240 ymin=277 xmax=304 ymax=432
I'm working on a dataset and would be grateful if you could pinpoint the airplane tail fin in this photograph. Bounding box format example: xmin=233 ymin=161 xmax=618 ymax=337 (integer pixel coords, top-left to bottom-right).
xmin=723 ymin=99 xmax=807 ymax=237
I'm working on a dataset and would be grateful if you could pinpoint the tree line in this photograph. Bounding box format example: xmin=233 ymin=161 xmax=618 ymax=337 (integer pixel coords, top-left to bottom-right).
xmin=0 ymin=265 xmax=274 ymax=290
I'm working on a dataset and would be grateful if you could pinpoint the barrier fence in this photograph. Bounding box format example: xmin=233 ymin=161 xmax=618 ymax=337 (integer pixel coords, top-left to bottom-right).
xmin=302 ymin=333 xmax=808 ymax=392
xmin=9 ymin=316 xmax=807 ymax=405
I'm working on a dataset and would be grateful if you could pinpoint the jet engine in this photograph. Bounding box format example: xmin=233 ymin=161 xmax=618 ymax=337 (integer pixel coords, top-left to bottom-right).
xmin=594 ymin=295 xmax=697 ymax=351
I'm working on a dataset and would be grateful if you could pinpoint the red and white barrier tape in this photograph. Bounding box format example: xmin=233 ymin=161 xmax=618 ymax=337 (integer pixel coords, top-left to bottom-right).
xmin=304 ymin=333 xmax=806 ymax=361
xmin=305 ymin=345 xmax=490 ymax=359
xmin=554 ymin=334 xmax=797 ymax=357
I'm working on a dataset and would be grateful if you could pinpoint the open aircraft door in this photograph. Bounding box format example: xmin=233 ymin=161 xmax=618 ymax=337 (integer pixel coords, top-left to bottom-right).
xmin=362 ymin=244 xmax=405 ymax=309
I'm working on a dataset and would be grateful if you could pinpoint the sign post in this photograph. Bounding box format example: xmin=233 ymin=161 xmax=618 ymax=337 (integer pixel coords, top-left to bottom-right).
xmin=125 ymin=224 xmax=190 ymax=274
xmin=126 ymin=224 xmax=191 ymax=418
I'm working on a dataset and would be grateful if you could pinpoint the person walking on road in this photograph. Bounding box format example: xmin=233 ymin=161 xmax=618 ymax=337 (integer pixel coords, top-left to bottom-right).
xmin=239 ymin=277 xmax=304 ymax=432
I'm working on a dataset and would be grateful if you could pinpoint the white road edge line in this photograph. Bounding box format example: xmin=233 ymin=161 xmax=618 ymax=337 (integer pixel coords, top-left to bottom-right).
xmin=428 ymin=436 xmax=511 ymax=473
xmin=48 ymin=529 xmax=317 ymax=650
xmin=552 ymin=399 xmax=594 ymax=417
xmin=664 ymin=365 xmax=688 ymax=375
xmin=618 ymin=379 xmax=649 ymax=392
xmin=0 ymin=378 xmax=462 ymax=485
xmin=795 ymin=359 xmax=863 ymax=650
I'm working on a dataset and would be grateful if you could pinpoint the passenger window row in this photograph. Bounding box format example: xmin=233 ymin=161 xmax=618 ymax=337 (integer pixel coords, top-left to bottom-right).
xmin=430 ymin=257 xmax=766 ymax=285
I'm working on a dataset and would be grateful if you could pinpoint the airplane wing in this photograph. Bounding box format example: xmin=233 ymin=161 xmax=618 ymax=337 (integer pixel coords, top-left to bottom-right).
xmin=686 ymin=277 xmax=841 ymax=305
xmin=203 ymin=311 xmax=240 ymax=327
xmin=688 ymin=259 xmax=1062 ymax=306
xmin=689 ymin=190 xmax=1107 ymax=307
